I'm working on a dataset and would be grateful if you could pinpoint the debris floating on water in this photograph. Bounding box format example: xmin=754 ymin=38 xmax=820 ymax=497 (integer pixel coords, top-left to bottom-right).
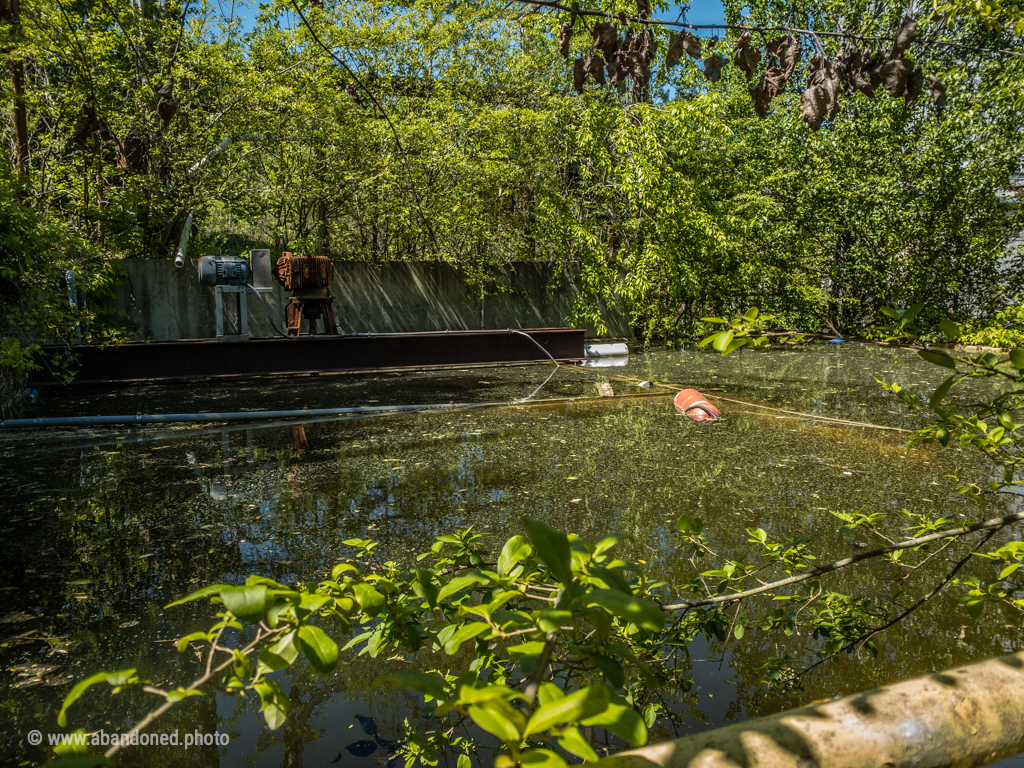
xmin=674 ymin=389 xmax=721 ymax=421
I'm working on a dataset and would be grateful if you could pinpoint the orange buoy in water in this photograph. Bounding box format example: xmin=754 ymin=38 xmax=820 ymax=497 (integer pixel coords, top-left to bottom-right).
xmin=674 ymin=389 xmax=721 ymax=421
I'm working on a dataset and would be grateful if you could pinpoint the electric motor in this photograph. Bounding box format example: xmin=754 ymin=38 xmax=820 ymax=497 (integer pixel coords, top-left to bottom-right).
xmin=197 ymin=255 xmax=250 ymax=286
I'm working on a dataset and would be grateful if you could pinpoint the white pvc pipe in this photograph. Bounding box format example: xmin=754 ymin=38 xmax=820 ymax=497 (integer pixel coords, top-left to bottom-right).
xmin=584 ymin=343 xmax=629 ymax=357
xmin=173 ymin=210 xmax=194 ymax=268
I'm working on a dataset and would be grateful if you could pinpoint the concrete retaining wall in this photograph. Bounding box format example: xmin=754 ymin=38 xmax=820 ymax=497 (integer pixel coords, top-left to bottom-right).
xmin=111 ymin=260 xmax=631 ymax=341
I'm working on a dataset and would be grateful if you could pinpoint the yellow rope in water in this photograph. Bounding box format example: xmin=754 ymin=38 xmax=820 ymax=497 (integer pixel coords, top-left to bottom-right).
xmin=566 ymin=365 xmax=913 ymax=433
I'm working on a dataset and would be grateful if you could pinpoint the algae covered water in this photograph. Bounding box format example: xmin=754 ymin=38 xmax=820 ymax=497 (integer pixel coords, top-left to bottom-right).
xmin=1 ymin=343 xmax=1021 ymax=767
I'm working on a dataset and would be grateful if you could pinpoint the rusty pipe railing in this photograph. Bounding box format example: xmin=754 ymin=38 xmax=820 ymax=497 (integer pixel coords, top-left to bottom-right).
xmin=600 ymin=653 xmax=1024 ymax=768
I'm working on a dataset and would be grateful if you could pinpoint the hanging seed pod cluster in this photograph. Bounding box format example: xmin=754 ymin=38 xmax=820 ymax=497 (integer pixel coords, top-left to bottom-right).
xmin=792 ymin=17 xmax=947 ymax=128
xmin=560 ymin=0 xmax=667 ymax=92
xmin=558 ymin=5 xmax=948 ymax=128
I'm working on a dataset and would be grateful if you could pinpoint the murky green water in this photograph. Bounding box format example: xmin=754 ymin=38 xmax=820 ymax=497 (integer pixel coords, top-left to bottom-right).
xmin=2 ymin=343 xmax=1022 ymax=767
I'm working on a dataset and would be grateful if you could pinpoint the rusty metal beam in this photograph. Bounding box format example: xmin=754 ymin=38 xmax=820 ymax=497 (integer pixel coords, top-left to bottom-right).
xmin=33 ymin=328 xmax=585 ymax=386
xmin=599 ymin=653 xmax=1024 ymax=768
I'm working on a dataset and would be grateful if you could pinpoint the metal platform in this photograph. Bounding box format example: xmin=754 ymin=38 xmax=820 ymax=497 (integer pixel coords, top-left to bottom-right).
xmin=33 ymin=328 xmax=585 ymax=386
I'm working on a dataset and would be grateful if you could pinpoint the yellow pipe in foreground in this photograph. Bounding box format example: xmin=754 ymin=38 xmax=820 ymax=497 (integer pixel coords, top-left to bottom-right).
xmin=599 ymin=653 xmax=1024 ymax=768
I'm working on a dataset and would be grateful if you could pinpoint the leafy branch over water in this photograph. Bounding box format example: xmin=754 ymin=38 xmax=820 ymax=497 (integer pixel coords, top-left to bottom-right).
xmin=699 ymin=306 xmax=1024 ymax=620
xmin=47 ymin=306 xmax=1024 ymax=766
xmin=53 ymin=496 xmax=1024 ymax=766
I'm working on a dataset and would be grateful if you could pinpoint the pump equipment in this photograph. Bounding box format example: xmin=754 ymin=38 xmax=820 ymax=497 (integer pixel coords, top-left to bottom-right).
xmin=197 ymin=254 xmax=267 ymax=342
xmin=273 ymin=251 xmax=338 ymax=336
xmin=197 ymin=255 xmax=251 ymax=286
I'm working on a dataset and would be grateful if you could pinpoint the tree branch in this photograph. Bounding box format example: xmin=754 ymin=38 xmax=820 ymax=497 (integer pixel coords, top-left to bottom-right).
xmin=508 ymin=0 xmax=1024 ymax=58
xmin=792 ymin=527 xmax=999 ymax=682
xmin=663 ymin=510 xmax=1024 ymax=611
xmin=103 ymin=625 xmax=286 ymax=759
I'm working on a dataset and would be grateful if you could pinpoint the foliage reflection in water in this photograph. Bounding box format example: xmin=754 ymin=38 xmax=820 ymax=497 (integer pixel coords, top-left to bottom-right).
xmin=1 ymin=343 xmax=1022 ymax=767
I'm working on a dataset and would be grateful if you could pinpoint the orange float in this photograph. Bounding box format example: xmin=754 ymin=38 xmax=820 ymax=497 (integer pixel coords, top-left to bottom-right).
xmin=674 ymin=389 xmax=721 ymax=421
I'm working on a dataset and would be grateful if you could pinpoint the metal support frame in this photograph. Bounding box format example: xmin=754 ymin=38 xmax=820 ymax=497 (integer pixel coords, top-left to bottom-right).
xmin=284 ymin=295 xmax=338 ymax=336
xmin=214 ymin=285 xmax=249 ymax=342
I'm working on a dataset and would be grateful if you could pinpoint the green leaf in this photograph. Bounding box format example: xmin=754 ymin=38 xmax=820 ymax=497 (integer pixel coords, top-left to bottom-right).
xmin=918 ymin=350 xmax=957 ymax=370
xmin=1010 ymin=349 xmax=1024 ymax=370
xmin=929 ymin=375 xmax=955 ymax=410
xmin=526 ymin=684 xmax=610 ymax=735
xmin=164 ymin=584 xmax=230 ymax=608
xmin=538 ymin=682 xmax=564 ymax=706
xmin=879 ymin=307 xmax=900 ymax=320
xmin=581 ymin=698 xmax=647 ymax=746
xmin=351 ymin=583 xmax=387 ymax=616
xmin=497 ymin=535 xmax=532 ymax=576
xmin=592 ymin=534 xmax=628 ymax=557
xmin=298 ymin=593 xmax=330 ymax=615
xmin=591 ymin=655 xmax=625 ymax=688
xmin=443 ymin=621 xmax=490 ymax=654
xmin=375 ymin=670 xmax=448 ymax=700
xmin=297 ymin=625 xmax=339 ymax=673
xmin=902 ymin=303 xmax=925 ymax=322
xmin=557 ymin=726 xmax=600 ymax=762
xmin=51 ymin=757 xmax=112 ymax=768
xmin=331 ymin=563 xmax=359 ymax=580
xmin=588 ymin=566 xmax=631 ymax=595
xmin=412 ymin=569 xmax=439 ymax=607
xmin=580 ymin=589 xmax=664 ymax=631
xmin=507 ymin=640 xmax=546 ymax=658
xmin=742 ymin=307 xmax=759 ymax=322
xmin=712 ymin=330 xmax=734 ymax=354
xmin=723 ymin=338 xmax=750 ymax=354
xmin=734 ymin=624 xmax=745 ymax=640
xmin=257 ymin=631 xmax=298 ymax=674
xmin=457 ymin=754 xmax=472 ymax=768
xmin=519 ymin=750 xmax=570 ymax=768
xmin=454 ymin=683 xmax=516 ymax=704
xmin=232 ymin=649 xmax=252 ymax=681
xmin=643 ymin=704 xmax=658 ymax=727
xmin=437 ymin=572 xmax=490 ymax=603
xmin=522 ymin=517 xmax=573 ymax=586
xmin=52 ymin=729 xmax=90 ymax=757
xmin=468 ymin=698 xmax=526 ymax=743
xmin=964 ymin=598 xmax=985 ymax=619
xmin=254 ymin=679 xmax=291 ymax=730
xmin=538 ymin=609 xmax=571 ymax=633
xmin=176 ymin=631 xmax=206 ymax=653
xmin=58 ymin=669 xmax=136 ymax=728
xmin=939 ymin=318 xmax=961 ymax=340
xmin=219 ymin=585 xmax=269 ymax=622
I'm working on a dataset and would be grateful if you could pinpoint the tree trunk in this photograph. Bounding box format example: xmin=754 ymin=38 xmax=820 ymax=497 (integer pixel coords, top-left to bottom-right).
xmin=7 ymin=0 xmax=29 ymax=181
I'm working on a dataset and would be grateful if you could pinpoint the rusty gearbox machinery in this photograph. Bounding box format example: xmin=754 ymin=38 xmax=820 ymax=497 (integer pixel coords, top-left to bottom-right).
xmin=273 ymin=251 xmax=334 ymax=291
xmin=272 ymin=251 xmax=338 ymax=336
